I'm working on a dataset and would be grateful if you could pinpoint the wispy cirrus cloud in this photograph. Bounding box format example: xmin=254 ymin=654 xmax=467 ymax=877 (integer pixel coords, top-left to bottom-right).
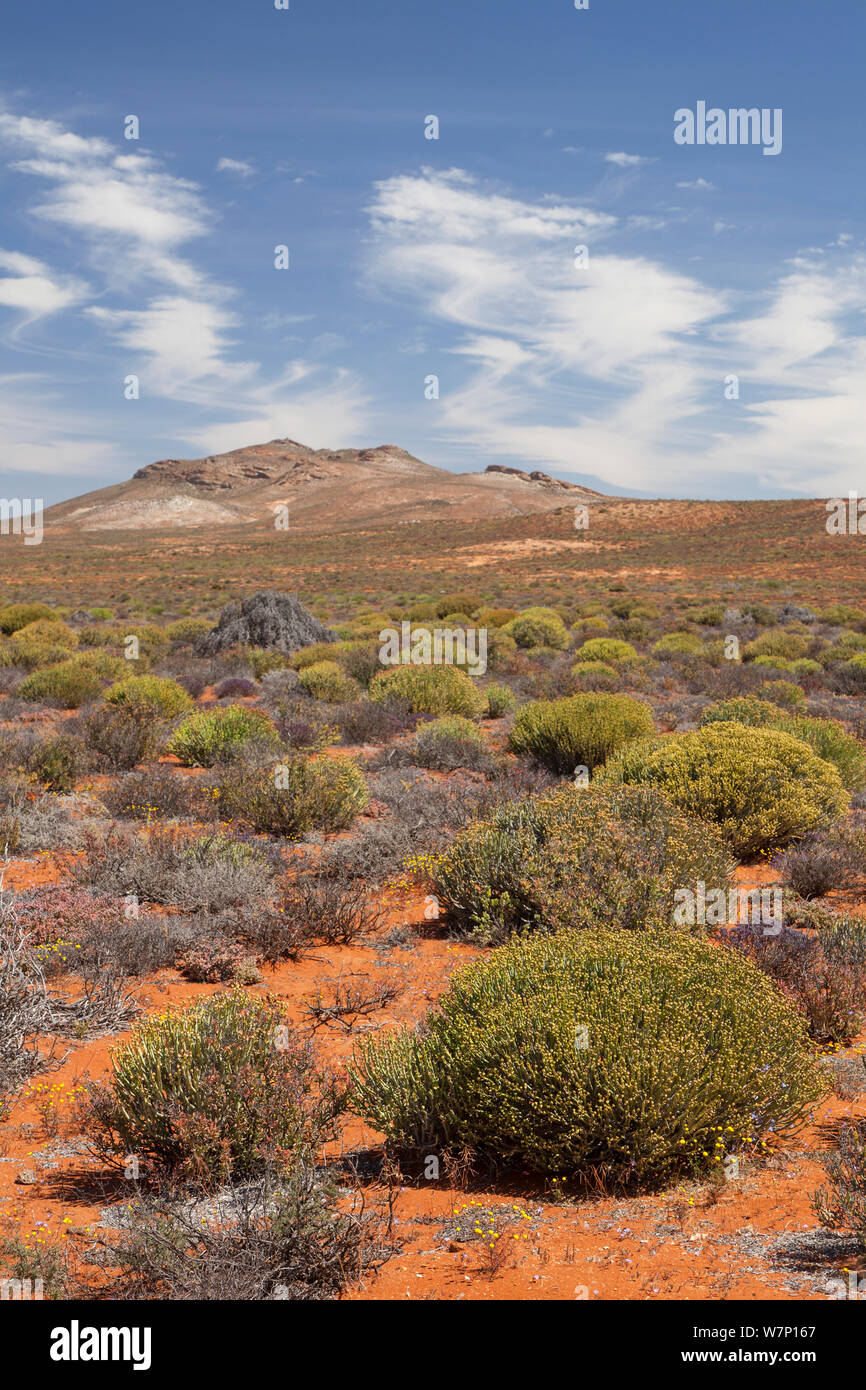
xmin=366 ymin=168 xmax=866 ymax=495
xmin=0 ymin=106 xmax=370 ymax=472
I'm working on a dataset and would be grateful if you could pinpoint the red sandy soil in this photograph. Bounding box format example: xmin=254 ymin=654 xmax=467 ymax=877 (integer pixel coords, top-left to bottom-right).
xmin=1 ymin=856 xmax=863 ymax=1302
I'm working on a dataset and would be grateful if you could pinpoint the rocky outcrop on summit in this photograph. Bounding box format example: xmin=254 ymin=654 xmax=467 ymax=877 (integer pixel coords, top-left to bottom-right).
xmin=195 ymin=591 xmax=336 ymax=656
xmin=46 ymin=437 xmax=610 ymax=532
xmin=483 ymin=465 xmax=606 ymax=495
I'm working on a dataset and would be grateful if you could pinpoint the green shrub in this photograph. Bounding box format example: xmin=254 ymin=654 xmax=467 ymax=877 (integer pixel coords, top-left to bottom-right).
xmin=369 ymin=665 xmax=486 ymax=718
xmin=298 ymin=660 xmax=360 ymax=703
xmin=573 ymin=637 xmax=638 ymax=666
xmin=352 ymin=928 xmax=824 ymax=1185
xmin=247 ymin=648 xmax=292 ymax=680
xmin=434 ymin=593 xmax=480 ymax=619
xmin=75 ymin=650 xmax=130 ymax=680
xmin=509 ymin=692 xmax=653 ymax=774
xmin=18 ymin=660 xmax=102 ymax=709
xmin=164 ymin=617 xmax=213 ymax=643
xmin=291 ymin=642 xmax=340 ymax=671
xmin=1 ymin=639 xmax=72 ymax=671
xmin=0 ymin=602 xmax=54 ymax=634
xmin=502 ymin=608 xmax=568 ymax=650
xmin=569 ymin=660 xmax=619 ymax=691
xmin=167 ymin=706 xmax=280 ymax=767
xmin=406 ymin=717 xmax=488 ymax=771
xmin=485 ymin=683 xmax=515 ymax=717
xmin=598 ymin=722 xmax=849 ymax=856
xmin=578 ymin=615 xmax=610 ymax=634
xmin=431 ymin=782 xmax=734 ymax=943
xmin=820 ymin=604 xmax=866 ymax=631
xmin=27 ymin=734 xmax=81 ymax=792
xmin=684 ymin=605 xmax=724 ymax=626
xmin=15 ymin=619 xmax=78 ymax=649
xmin=86 ymin=992 xmax=337 ymax=1182
xmin=476 ymin=608 xmax=517 ymax=628
xmin=652 ymin=632 xmax=703 ymax=658
xmin=106 ymin=675 xmax=194 ymax=719
xmin=744 ymin=632 xmax=810 ymax=663
xmin=217 ymin=756 xmax=368 ymax=837
xmin=699 ymin=697 xmax=866 ymax=792
xmin=758 ymin=679 xmax=806 ymax=710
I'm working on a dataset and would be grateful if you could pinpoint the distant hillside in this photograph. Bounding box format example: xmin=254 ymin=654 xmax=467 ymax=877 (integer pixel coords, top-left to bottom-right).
xmin=45 ymin=439 xmax=605 ymax=532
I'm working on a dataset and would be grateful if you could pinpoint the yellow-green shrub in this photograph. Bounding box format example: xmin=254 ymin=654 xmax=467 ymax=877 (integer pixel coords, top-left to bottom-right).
xmin=509 ymin=692 xmax=653 ymax=774
xmin=217 ymin=756 xmax=368 ymax=836
xmin=167 ymin=706 xmax=279 ymax=766
xmin=164 ymin=617 xmax=213 ymax=643
xmin=598 ymin=722 xmax=849 ymax=855
xmin=573 ymin=637 xmax=639 ymax=665
xmin=431 ymin=782 xmax=734 ymax=942
xmin=86 ymin=992 xmax=330 ymax=1181
xmin=744 ymin=632 xmax=810 ymax=663
xmin=369 ymin=664 xmax=486 ymax=718
xmin=652 ymin=632 xmax=703 ymax=657
xmin=0 ymin=602 xmax=54 ymax=634
xmin=351 ymin=928 xmax=824 ymax=1185
xmin=298 ymin=660 xmax=360 ymax=703
xmin=570 ymin=659 xmax=619 ymax=691
xmin=18 ymin=660 xmax=102 ymax=708
xmin=699 ymin=697 xmax=866 ymax=792
xmin=15 ymin=619 xmax=78 ymax=649
xmin=503 ymin=607 xmax=568 ymax=650
xmin=106 ymin=675 xmax=194 ymax=719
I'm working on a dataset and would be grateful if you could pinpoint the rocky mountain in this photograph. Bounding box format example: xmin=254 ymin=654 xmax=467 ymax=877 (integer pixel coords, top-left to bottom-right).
xmin=45 ymin=439 xmax=605 ymax=531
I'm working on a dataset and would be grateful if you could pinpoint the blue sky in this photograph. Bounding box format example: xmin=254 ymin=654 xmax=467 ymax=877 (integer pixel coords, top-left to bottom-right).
xmin=0 ymin=0 xmax=863 ymax=504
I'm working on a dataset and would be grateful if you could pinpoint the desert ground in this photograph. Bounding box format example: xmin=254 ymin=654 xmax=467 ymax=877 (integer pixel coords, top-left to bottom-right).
xmin=1 ymin=492 xmax=865 ymax=1310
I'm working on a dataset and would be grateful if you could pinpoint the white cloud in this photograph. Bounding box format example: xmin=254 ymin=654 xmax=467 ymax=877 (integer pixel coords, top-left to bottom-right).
xmin=605 ymin=152 xmax=650 ymax=167
xmin=0 ymin=106 xmax=371 ymax=469
xmin=676 ymin=178 xmax=716 ymax=190
xmin=366 ymin=167 xmax=866 ymax=495
xmin=216 ymin=157 xmax=255 ymax=178
xmin=0 ymin=248 xmax=88 ymax=318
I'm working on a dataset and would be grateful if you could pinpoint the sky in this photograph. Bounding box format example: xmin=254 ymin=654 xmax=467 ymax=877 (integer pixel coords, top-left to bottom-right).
xmin=0 ymin=0 xmax=863 ymax=505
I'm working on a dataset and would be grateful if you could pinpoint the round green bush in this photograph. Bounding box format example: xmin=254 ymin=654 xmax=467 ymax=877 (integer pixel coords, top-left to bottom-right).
xmin=502 ymin=607 xmax=568 ymax=650
xmin=758 ymin=679 xmax=806 ymax=710
xmin=352 ymin=928 xmax=824 ymax=1186
xmin=218 ymin=755 xmax=368 ymax=836
xmin=407 ymin=716 xmax=488 ymax=770
xmin=485 ymin=682 xmax=515 ymax=717
xmin=598 ymin=722 xmax=849 ymax=856
xmin=105 ymin=675 xmax=194 ymax=719
xmin=431 ymin=782 xmax=734 ymax=943
xmin=167 ymin=705 xmax=280 ymax=767
xmin=87 ymin=992 xmax=330 ymax=1181
xmin=0 ymin=602 xmax=55 ymax=635
xmin=509 ymin=692 xmax=653 ymax=774
xmin=569 ymin=659 xmax=619 ymax=691
xmin=369 ymin=664 xmax=486 ymax=718
xmin=573 ymin=637 xmax=639 ymax=665
xmin=164 ymin=617 xmax=213 ymax=643
xmin=15 ymin=619 xmax=78 ymax=649
xmin=744 ymin=632 xmax=810 ymax=663
xmin=699 ymin=697 xmax=866 ymax=792
xmin=18 ymin=660 xmax=103 ymax=709
xmin=298 ymin=659 xmax=360 ymax=703
xmin=652 ymin=632 xmax=703 ymax=658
